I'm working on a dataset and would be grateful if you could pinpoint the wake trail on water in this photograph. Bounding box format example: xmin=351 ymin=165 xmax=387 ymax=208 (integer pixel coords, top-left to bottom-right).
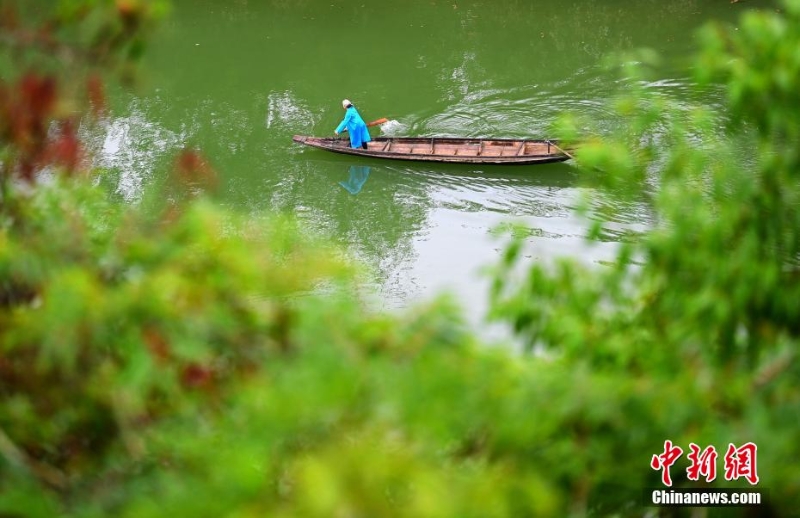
xmin=378 ymin=119 xmax=406 ymax=135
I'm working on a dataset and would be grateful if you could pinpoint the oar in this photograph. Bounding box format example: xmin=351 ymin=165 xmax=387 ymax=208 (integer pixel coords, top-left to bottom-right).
xmin=546 ymin=139 xmax=576 ymax=161
xmin=367 ymin=117 xmax=388 ymax=127
xmin=342 ymin=118 xmax=389 ymax=132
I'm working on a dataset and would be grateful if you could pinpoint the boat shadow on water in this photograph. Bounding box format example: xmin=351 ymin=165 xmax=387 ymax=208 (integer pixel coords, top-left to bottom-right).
xmin=292 ymin=154 xmax=581 ymax=203
xmin=297 ymin=151 xmax=580 ymax=189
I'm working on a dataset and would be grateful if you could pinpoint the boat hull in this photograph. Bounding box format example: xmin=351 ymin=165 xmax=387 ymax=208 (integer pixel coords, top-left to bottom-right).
xmin=292 ymin=136 xmax=571 ymax=165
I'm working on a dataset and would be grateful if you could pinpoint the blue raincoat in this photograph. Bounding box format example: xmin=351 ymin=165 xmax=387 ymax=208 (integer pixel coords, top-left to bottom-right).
xmin=335 ymin=106 xmax=371 ymax=148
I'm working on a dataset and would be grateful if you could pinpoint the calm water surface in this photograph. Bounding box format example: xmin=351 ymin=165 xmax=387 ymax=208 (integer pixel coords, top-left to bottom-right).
xmin=100 ymin=0 xmax=773 ymax=341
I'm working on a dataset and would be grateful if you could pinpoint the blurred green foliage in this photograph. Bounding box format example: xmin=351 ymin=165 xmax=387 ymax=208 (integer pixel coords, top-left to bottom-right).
xmin=492 ymin=0 xmax=800 ymax=514
xmin=2 ymin=0 xmax=800 ymax=517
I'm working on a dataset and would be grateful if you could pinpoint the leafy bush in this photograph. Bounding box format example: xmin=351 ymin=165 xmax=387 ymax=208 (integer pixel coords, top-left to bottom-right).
xmin=491 ymin=0 xmax=800 ymax=513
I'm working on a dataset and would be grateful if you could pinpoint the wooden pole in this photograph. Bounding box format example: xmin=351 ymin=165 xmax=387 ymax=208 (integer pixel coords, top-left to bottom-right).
xmin=547 ymin=140 xmax=576 ymax=161
xmin=343 ymin=118 xmax=388 ymax=132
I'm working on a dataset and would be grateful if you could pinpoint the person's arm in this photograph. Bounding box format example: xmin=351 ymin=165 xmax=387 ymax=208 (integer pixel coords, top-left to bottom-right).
xmin=335 ymin=110 xmax=353 ymax=134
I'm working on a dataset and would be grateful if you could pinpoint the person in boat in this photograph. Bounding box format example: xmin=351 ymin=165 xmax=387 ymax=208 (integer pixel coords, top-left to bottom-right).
xmin=334 ymin=99 xmax=371 ymax=150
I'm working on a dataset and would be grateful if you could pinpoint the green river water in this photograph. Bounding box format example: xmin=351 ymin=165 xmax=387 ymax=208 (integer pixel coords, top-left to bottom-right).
xmin=99 ymin=0 xmax=773 ymax=340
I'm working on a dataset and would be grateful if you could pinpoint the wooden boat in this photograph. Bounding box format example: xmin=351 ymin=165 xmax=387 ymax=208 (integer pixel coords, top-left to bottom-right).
xmin=292 ymin=136 xmax=572 ymax=165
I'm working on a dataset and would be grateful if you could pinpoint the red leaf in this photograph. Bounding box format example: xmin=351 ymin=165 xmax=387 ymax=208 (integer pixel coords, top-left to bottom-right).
xmin=181 ymin=363 xmax=213 ymax=388
xmin=20 ymin=74 xmax=56 ymax=123
xmin=143 ymin=328 xmax=171 ymax=363
xmin=45 ymin=119 xmax=82 ymax=172
xmin=87 ymin=75 xmax=106 ymax=117
xmin=173 ymin=148 xmax=218 ymax=192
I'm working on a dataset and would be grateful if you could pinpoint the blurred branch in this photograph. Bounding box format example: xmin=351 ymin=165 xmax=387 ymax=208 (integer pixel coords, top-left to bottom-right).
xmin=753 ymin=351 xmax=794 ymax=390
xmin=0 ymin=425 xmax=67 ymax=490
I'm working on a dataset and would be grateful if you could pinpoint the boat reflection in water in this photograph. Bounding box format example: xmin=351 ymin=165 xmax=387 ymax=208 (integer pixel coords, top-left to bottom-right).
xmin=339 ymin=165 xmax=371 ymax=195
